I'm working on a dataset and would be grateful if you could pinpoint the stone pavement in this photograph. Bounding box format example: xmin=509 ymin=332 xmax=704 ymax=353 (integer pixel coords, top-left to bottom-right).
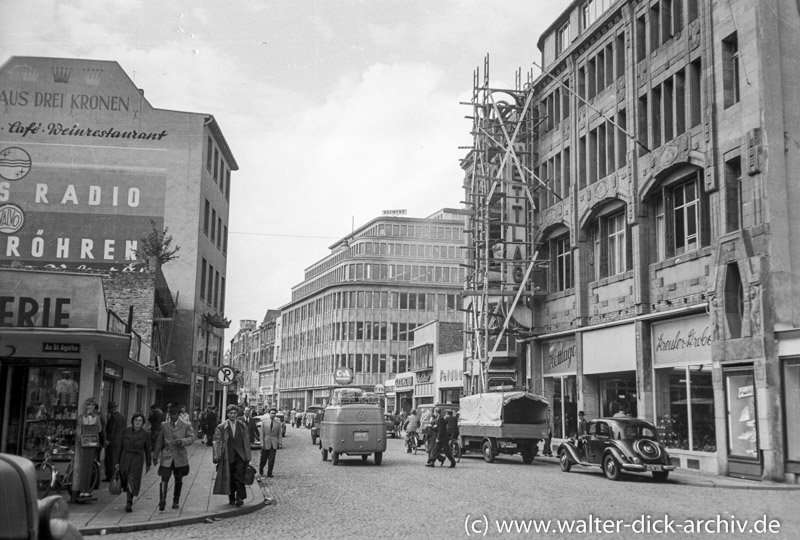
xmin=65 ymin=442 xmax=271 ymax=535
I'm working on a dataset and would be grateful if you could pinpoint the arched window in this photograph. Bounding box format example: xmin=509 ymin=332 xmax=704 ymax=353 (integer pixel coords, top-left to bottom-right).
xmin=724 ymin=263 xmax=744 ymax=338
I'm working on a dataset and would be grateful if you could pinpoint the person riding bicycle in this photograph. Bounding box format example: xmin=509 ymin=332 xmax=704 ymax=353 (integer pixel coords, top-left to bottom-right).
xmin=445 ymin=410 xmax=459 ymax=441
xmin=403 ymin=410 xmax=420 ymax=453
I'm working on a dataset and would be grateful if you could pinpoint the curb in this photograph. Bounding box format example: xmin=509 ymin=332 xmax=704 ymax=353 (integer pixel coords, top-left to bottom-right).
xmin=79 ymin=497 xmax=273 ymax=536
xmin=536 ymin=456 xmax=800 ymax=491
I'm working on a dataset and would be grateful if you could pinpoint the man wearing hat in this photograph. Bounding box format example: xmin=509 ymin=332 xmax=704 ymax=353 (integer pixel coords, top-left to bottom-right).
xmin=103 ymin=402 xmax=124 ymax=482
xmin=153 ymin=404 xmax=195 ymax=511
xmin=212 ymin=404 xmax=251 ymax=506
xmin=577 ymin=410 xmax=588 ymax=436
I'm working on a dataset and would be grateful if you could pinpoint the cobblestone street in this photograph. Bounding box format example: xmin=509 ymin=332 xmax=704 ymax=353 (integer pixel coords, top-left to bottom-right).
xmin=104 ymin=425 xmax=800 ymax=539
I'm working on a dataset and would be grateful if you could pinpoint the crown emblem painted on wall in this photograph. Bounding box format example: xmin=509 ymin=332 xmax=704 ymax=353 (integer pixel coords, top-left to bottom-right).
xmin=19 ymin=65 xmax=39 ymax=82
xmin=52 ymin=67 xmax=72 ymax=83
xmin=83 ymin=68 xmax=103 ymax=85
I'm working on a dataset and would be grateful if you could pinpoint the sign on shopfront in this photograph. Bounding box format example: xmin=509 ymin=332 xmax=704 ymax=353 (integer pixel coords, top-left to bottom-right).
xmin=652 ymin=315 xmax=712 ymax=366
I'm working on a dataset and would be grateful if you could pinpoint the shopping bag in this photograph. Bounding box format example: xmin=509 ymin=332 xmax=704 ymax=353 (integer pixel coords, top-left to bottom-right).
xmin=244 ymin=464 xmax=256 ymax=485
xmin=109 ymin=470 xmax=122 ymax=495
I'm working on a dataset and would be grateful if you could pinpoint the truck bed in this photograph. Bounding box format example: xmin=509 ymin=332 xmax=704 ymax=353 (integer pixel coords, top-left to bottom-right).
xmin=460 ymin=423 xmax=548 ymax=440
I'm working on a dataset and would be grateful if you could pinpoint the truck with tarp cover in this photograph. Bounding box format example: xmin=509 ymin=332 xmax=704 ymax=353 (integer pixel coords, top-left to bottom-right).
xmin=458 ymin=392 xmax=549 ymax=464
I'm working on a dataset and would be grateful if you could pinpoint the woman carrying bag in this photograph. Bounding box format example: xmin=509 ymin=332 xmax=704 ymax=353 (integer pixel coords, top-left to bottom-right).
xmin=115 ymin=413 xmax=152 ymax=512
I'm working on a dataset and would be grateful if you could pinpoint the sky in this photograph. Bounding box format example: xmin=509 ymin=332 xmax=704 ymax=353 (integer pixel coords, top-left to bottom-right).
xmin=1 ymin=0 xmax=567 ymax=344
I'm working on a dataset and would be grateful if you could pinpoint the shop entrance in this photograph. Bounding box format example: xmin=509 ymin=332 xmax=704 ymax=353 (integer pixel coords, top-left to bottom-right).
xmin=600 ymin=376 xmax=637 ymax=417
xmin=724 ymin=365 xmax=762 ymax=479
xmin=0 ymin=361 xmax=81 ymax=460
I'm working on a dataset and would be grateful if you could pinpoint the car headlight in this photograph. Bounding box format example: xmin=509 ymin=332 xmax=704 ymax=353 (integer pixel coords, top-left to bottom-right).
xmin=632 ymin=456 xmax=642 ymax=465
xmin=38 ymin=495 xmax=70 ymax=540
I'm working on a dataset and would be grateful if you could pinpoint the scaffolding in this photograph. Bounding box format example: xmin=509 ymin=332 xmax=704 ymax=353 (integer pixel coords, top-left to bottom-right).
xmin=461 ymin=55 xmax=547 ymax=395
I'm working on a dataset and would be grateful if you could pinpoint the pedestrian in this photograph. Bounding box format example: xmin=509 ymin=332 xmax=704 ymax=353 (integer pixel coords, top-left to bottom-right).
xmin=153 ymin=403 xmax=195 ymax=511
xmin=193 ymin=407 xmax=203 ymax=440
xmin=258 ymin=408 xmax=282 ymax=478
xmin=179 ymin=405 xmax=191 ymax=424
xmin=103 ymin=402 xmax=124 ymax=482
xmin=212 ymin=404 xmax=251 ymax=506
xmin=542 ymin=408 xmax=553 ymax=456
xmin=393 ymin=410 xmax=401 ymax=435
xmin=205 ymin=406 xmax=218 ymax=446
xmin=403 ymin=410 xmax=420 ymax=453
xmin=445 ymin=410 xmax=459 ymax=442
xmin=115 ymin=413 xmax=152 ymax=513
xmin=577 ymin=410 xmax=588 ymax=436
xmin=426 ymin=407 xmax=456 ymax=468
xmin=243 ymin=407 xmax=258 ymax=444
xmin=148 ymin=403 xmax=163 ymax=451
xmin=75 ymin=399 xmax=102 ymax=499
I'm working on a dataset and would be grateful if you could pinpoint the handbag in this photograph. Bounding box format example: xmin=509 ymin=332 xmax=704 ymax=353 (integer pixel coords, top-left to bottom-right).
xmin=244 ymin=464 xmax=256 ymax=486
xmin=109 ymin=470 xmax=122 ymax=495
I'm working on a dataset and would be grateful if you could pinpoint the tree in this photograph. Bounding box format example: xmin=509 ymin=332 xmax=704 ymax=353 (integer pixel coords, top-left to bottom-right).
xmin=136 ymin=220 xmax=180 ymax=268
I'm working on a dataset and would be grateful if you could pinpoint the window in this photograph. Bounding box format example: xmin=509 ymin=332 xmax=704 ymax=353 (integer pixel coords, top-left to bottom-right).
xmin=211 ymin=209 xmax=217 ymax=243
xmin=655 ymin=365 xmax=716 ymax=452
xmin=783 ymin=359 xmax=800 ymax=462
xmin=200 ymin=259 xmax=207 ymax=300
xmin=652 ymin=170 xmax=710 ymax=260
xmin=723 ymin=32 xmax=740 ymax=108
xmin=725 ymin=157 xmax=742 ymax=233
xmin=550 ymin=233 xmax=572 ymax=292
xmin=206 ymin=137 xmax=212 ymax=171
xmin=213 ymin=149 xmax=219 ymax=182
xmin=216 ymin=216 xmax=222 ymax=249
xmin=590 ymin=208 xmax=629 ymax=280
xmin=207 ymin=264 xmax=214 ymax=303
xmin=724 ymin=263 xmax=744 ymax=339
xmin=557 ymin=22 xmax=570 ymax=55
xmin=204 ymin=200 xmax=210 ymax=236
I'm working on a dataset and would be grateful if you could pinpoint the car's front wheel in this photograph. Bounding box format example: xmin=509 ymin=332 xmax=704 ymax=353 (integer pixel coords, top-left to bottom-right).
xmin=559 ymin=450 xmax=572 ymax=472
xmin=332 ymin=452 xmax=340 ymax=465
xmin=652 ymin=470 xmax=669 ymax=482
xmin=603 ymin=455 xmax=621 ymax=481
xmin=374 ymin=452 xmax=383 ymax=465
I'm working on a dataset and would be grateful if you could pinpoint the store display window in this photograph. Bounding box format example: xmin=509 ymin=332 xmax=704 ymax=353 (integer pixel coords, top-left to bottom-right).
xmin=655 ymin=364 xmax=716 ymax=452
xmin=782 ymin=358 xmax=800 ymax=462
xmin=551 ymin=376 xmax=577 ymax=438
xmin=22 ymin=365 xmax=81 ymax=459
xmin=600 ymin=377 xmax=637 ymax=417
xmin=725 ymin=368 xmax=758 ymax=459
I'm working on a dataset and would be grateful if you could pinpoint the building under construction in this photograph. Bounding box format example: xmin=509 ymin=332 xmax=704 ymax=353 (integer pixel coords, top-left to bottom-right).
xmin=461 ymin=0 xmax=800 ymax=483
xmin=460 ymin=56 xmax=545 ymax=396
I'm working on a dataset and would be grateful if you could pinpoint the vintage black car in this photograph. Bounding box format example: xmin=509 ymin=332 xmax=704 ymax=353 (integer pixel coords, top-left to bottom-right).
xmin=557 ymin=417 xmax=675 ymax=481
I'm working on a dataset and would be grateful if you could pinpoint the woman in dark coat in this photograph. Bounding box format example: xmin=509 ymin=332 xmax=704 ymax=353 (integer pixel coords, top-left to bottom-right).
xmin=115 ymin=413 xmax=152 ymax=512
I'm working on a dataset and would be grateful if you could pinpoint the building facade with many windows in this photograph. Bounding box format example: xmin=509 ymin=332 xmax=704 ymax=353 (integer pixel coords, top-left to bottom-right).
xmin=279 ymin=209 xmax=467 ymax=410
xmin=520 ymin=0 xmax=800 ymax=482
xmin=0 ymin=57 xmax=237 ymax=413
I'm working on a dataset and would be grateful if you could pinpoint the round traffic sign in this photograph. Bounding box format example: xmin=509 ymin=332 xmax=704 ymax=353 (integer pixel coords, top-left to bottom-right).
xmin=217 ymin=365 xmax=236 ymax=386
xmin=333 ymin=366 xmax=353 ymax=385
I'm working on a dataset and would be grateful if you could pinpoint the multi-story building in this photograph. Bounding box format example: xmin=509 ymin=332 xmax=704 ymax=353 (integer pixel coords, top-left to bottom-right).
xmin=279 ymin=209 xmax=468 ymax=411
xmin=257 ymin=310 xmax=281 ymax=410
xmin=462 ymin=0 xmax=800 ymax=482
xmin=0 ymin=57 xmax=237 ymax=413
xmin=229 ymin=319 xmax=257 ymax=405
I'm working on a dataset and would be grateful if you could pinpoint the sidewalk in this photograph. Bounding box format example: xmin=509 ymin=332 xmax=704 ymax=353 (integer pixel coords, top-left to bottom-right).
xmin=66 ymin=442 xmax=271 ymax=535
xmin=536 ymin=455 xmax=800 ymax=490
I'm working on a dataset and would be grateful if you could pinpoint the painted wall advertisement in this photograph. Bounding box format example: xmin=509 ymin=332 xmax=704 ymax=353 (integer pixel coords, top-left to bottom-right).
xmin=0 ymin=58 xmax=169 ymax=271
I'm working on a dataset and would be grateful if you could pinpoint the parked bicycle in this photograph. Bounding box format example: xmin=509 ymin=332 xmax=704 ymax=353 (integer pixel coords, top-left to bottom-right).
xmin=35 ymin=442 xmax=100 ymax=499
xmin=405 ymin=431 xmax=419 ymax=454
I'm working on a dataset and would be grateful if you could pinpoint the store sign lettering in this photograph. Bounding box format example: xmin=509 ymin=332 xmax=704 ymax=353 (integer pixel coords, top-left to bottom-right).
xmin=416 ymin=372 xmax=431 ymax=384
xmin=655 ymin=327 xmax=713 ymax=352
xmin=0 ymin=296 xmax=70 ymax=327
xmin=43 ymin=342 xmax=80 ymax=353
xmin=0 ymin=90 xmax=132 ymax=112
xmin=548 ymin=342 xmax=576 ymax=370
xmin=395 ymin=376 xmax=413 ymax=389
xmin=439 ymin=369 xmax=463 ymax=382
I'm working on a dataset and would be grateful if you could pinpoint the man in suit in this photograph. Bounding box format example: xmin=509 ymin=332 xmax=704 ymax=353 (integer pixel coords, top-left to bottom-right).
xmin=154 ymin=404 xmax=195 ymax=510
xmin=425 ymin=407 xmax=456 ymax=468
xmin=103 ymin=402 xmax=124 ymax=481
xmin=243 ymin=407 xmax=258 ymax=445
xmin=212 ymin=405 xmax=251 ymax=506
xmin=258 ymin=408 xmax=282 ymax=478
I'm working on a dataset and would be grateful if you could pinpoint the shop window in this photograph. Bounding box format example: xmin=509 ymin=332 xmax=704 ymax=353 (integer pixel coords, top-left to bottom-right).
xmin=725 ymin=368 xmax=758 ymax=459
xmin=783 ymin=359 xmax=800 ymax=462
xmin=550 ymin=376 xmax=577 ymax=438
xmin=655 ymin=365 xmax=716 ymax=452
xmin=601 ymin=378 xmax=637 ymax=417
xmin=724 ymin=263 xmax=744 ymax=338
